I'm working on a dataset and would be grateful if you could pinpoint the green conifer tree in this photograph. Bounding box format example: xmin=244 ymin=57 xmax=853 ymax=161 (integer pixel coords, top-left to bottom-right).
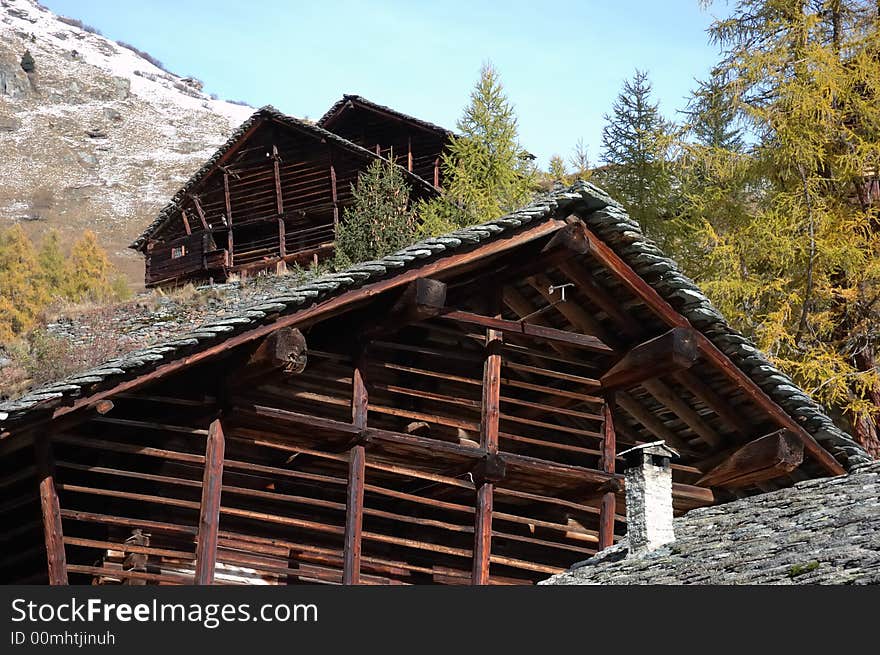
xmin=37 ymin=229 xmax=68 ymax=296
xmin=420 ymin=63 xmax=535 ymax=234
xmin=334 ymin=158 xmax=418 ymax=268
xmin=597 ymin=70 xmax=675 ymax=240
xmin=0 ymin=225 xmax=48 ymax=341
xmin=66 ymin=230 xmax=114 ymax=302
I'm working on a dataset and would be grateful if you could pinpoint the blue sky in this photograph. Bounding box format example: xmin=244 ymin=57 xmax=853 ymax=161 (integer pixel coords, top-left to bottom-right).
xmin=41 ymin=0 xmax=723 ymax=168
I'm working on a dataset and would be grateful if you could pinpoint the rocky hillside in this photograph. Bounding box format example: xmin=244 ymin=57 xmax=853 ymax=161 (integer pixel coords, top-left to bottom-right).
xmin=0 ymin=0 xmax=253 ymax=286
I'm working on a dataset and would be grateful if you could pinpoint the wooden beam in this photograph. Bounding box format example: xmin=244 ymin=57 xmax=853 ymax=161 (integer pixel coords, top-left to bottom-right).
xmin=601 ymin=327 xmax=698 ymax=391
xmin=599 ymin=398 xmax=616 ymax=550
xmin=641 ymin=379 xmax=724 ymax=448
xmin=541 ymin=219 xmax=590 ymax=256
xmin=278 ymin=217 xmax=286 ymax=258
xmin=35 ymin=435 xmax=67 ymax=585
xmin=697 ymin=430 xmax=803 ymax=488
xmin=615 ymin=391 xmax=693 ymax=453
xmin=343 ymin=360 xmax=368 ymax=585
xmin=434 ymin=157 xmax=440 ymax=188
xmin=272 ymin=144 xmax=284 ymax=216
xmin=190 ymin=195 xmax=210 ymax=232
xmin=223 ymin=172 xmax=234 ymax=260
xmin=575 ymin=220 xmax=845 ymax=476
xmin=559 ymin=261 xmax=642 ymax=340
xmin=528 ymin=273 xmax=612 ymax=344
xmin=242 ymin=327 xmax=307 ymax=378
xmin=473 ymin=304 xmax=502 ymax=586
xmin=672 ymin=370 xmax=753 ymax=437
xmin=194 ymin=418 xmax=225 ymax=584
xmin=49 ymin=217 xmax=566 ymax=423
xmin=440 ymin=310 xmax=612 ymax=353
xmin=407 ymin=135 xmax=413 ymax=172
xmin=181 ymin=210 xmax=192 ymax=236
xmin=363 ymin=278 xmax=447 ymax=340
xmin=330 ymin=158 xmax=339 ymax=232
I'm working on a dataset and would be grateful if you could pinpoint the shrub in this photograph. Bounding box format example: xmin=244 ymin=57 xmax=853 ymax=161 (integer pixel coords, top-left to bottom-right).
xmin=20 ymin=50 xmax=35 ymax=73
xmin=116 ymin=40 xmax=167 ymax=72
xmin=57 ymin=16 xmax=102 ymax=35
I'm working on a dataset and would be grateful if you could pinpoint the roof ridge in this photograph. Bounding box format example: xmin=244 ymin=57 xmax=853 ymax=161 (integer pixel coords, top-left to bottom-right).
xmin=317 ymin=94 xmax=454 ymax=136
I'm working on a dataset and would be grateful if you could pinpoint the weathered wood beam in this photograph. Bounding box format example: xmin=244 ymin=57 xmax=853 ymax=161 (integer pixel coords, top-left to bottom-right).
xmin=672 ymin=370 xmax=753 ymax=437
xmin=181 ymin=210 xmax=192 ymax=236
xmin=223 ymin=172 xmax=234 ymax=260
xmin=407 ymin=135 xmax=413 ymax=172
xmin=242 ymin=327 xmax=307 ymax=378
xmin=528 ymin=273 xmax=612 ymax=344
xmin=194 ymin=418 xmax=225 ymax=584
xmin=599 ymin=398 xmax=616 ymax=550
xmin=439 ymin=310 xmax=612 ymax=353
xmin=433 ymin=157 xmax=440 ymax=188
xmin=541 ymin=219 xmax=591 ymax=256
xmin=362 ymin=278 xmax=447 ymax=340
xmin=330 ymin=157 xmax=339 ymax=231
xmin=601 ymin=327 xmax=698 ymax=391
xmin=272 ymin=144 xmax=284 ymax=216
xmin=558 ymin=261 xmax=642 ymax=340
xmin=615 ymin=391 xmax=693 ymax=453
xmin=35 ymin=435 xmax=67 ymax=585
xmin=343 ymin=360 xmax=368 ymax=585
xmin=278 ymin=217 xmax=287 ymax=260
xmin=641 ymin=379 xmax=724 ymax=448
xmin=575 ymin=220 xmax=845 ymax=476
xmin=697 ymin=430 xmax=803 ymax=488
xmin=473 ymin=308 xmax=502 ymax=586
xmin=190 ymin=195 xmax=210 ymax=232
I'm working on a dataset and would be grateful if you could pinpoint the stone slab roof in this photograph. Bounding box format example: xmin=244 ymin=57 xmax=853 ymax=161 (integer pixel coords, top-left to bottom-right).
xmin=317 ymin=94 xmax=454 ymax=136
xmin=541 ymin=460 xmax=880 ymax=585
xmin=1 ymin=182 xmax=870 ymax=470
xmin=130 ymin=105 xmax=437 ymax=251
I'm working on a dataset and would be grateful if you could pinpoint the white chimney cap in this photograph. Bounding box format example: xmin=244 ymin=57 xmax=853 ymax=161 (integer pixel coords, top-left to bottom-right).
xmin=618 ymin=441 xmax=679 ymax=460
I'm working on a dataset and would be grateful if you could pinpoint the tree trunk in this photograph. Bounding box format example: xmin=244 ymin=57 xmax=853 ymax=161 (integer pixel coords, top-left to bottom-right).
xmin=849 ymin=347 xmax=880 ymax=458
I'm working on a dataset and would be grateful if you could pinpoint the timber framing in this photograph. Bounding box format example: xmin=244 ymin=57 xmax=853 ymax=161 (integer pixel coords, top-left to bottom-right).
xmin=1 ymin=181 xmax=869 ymax=586
xmin=131 ymin=105 xmax=440 ymax=288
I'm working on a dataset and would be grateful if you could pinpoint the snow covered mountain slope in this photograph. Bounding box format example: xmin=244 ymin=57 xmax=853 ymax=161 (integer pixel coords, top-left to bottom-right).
xmin=0 ymin=0 xmax=253 ymax=285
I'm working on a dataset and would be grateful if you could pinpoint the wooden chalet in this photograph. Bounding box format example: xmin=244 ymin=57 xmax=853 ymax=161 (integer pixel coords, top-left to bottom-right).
xmin=318 ymin=94 xmax=453 ymax=188
xmin=1 ymin=182 xmax=869 ymax=586
xmin=131 ymin=105 xmax=440 ymax=288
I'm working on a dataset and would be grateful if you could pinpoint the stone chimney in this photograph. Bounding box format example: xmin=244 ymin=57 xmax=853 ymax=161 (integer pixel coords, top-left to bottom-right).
xmin=619 ymin=441 xmax=679 ymax=554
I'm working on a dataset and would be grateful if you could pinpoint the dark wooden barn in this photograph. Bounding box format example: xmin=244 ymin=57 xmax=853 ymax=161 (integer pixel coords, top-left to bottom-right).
xmin=318 ymin=94 xmax=453 ymax=188
xmin=131 ymin=106 xmax=440 ymax=288
xmin=1 ymin=183 xmax=869 ymax=586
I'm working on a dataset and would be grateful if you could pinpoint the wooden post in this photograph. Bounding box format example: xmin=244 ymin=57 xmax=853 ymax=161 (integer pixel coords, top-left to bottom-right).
xmin=223 ymin=172 xmax=234 ymax=262
xmin=599 ymin=397 xmax=616 ymax=550
xmin=434 ymin=157 xmax=440 ymax=188
xmin=181 ymin=210 xmax=192 ymax=236
xmin=407 ymin=135 xmax=413 ymax=172
xmin=473 ymin=307 xmax=502 ymax=585
xmin=272 ymin=144 xmax=284 ymax=216
xmin=278 ymin=217 xmax=287 ymax=258
xmin=330 ymin=158 xmax=339 ymax=233
xmin=343 ymin=359 xmax=368 ymax=585
xmin=195 ymin=418 xmax=225 ymax=584
xmin=35 ymin=435 xmax=67 ymax=585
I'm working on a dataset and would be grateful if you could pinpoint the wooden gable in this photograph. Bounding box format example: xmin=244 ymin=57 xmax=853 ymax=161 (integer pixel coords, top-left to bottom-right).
xmin=319 ymin=95 xmax=451 ymax=188
xmin=139 ymin=109 xmax=437 ymax=288
xmin=2 ymin=184 xmax=865 ymax=586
